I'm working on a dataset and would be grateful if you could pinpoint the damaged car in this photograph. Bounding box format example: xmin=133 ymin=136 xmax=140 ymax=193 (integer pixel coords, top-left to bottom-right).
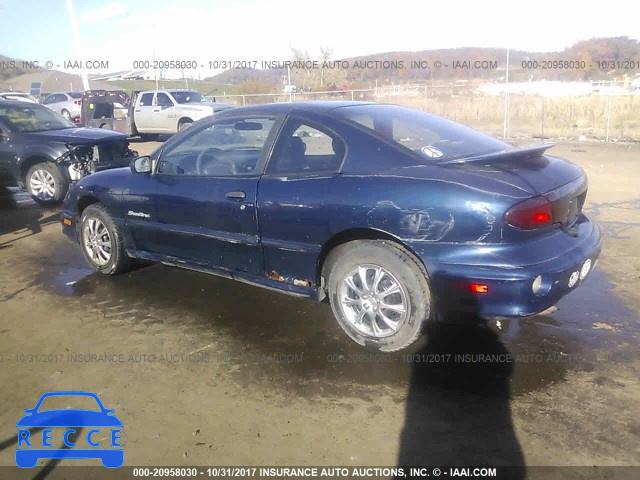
xmin=61 ymin=102 xmax=602 ymax=351
xmin=0 ymin=100 xmax=137 ymax=205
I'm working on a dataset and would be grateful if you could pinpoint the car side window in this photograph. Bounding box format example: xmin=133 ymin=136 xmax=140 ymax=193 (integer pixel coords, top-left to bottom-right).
xmin=139 ymin=93 xmax=154 ymax=106
xmin=156 ymin=93 xmax=173 ymax=107
xmin=266 ymin=121 xmax=345 ymax=175
xmin=156 ymin=117 xmax=276 ymax=176
xmin=42 ymin=95 xmax=54 ymax=105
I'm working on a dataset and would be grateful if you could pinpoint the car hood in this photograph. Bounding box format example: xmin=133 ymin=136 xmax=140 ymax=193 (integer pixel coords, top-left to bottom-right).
xmin=178 ymin=102 xmax=232 ymax=112
xmin=23 ymin=127 xmax=128 ymax=145
xmin=16 ymin=410 xmax=123 ymax=427
xmin=77 ymin=165 xmax=132 ymax=186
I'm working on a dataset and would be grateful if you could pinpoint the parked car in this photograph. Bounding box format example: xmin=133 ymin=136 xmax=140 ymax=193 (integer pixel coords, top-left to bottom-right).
xmin=129 ymin=90 xmax=232 ymax=138
xmin=0 ymin=91 xmax=39 ymax=103
xmin=61 ymin=102 xmax=602 ymax=351
xmin=73 ymin=89 xmax=232 ymax=140
xmin=41 ymin=92 xmax=83 ymax=120
xmin=0 ymin=101 xmax=137 ymax=205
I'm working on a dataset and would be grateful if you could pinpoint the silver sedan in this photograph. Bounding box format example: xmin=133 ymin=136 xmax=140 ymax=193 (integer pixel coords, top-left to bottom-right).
xmin=42 ymin=92 xmax=82 ymax=120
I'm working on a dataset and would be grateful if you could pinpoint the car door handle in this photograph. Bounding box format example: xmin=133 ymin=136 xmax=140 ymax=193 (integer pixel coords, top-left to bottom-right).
xmin=153 ymin=109 xmax=160 ymax=112
xmin=226 ymin=191 xmax=246 ymax=201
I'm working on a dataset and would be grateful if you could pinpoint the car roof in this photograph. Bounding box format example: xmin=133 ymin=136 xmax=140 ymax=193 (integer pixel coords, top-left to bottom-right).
xmin=0 ymin=100 xmax=45 ymax=107
xmin=216 ymin=100 xmax=377 ymax=116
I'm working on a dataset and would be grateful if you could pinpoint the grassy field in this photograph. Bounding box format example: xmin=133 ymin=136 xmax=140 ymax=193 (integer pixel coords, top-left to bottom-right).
xmin=395 ymin=94 xmax=640 ymax=141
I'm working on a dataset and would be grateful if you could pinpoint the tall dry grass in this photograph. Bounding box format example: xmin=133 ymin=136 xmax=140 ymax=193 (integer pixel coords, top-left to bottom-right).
xmin=380 ymin=94 xmax=640 ymax=141
xmin=219 ymin=90 xmax=640 ymax=141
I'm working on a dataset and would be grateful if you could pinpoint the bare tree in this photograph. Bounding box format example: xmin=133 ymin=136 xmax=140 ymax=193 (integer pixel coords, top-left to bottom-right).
xmin=319 ymin=46 xmax=333 ymax=88
xmin=290 ymin=47 xmax=314 ymax=89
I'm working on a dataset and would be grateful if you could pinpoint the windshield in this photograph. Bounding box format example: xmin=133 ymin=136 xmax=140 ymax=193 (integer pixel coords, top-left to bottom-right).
xmin=0 ymin=104 xmax=75 ymax=132
xmin=333 ymin=104 xmax=507 ymax=162
xmin=36 ymin=394 xmax=102 ymax=412
xmin=68 ymin=92 xmax=82 ymax=98
xmin=171 ymin=91 xmax=206 ymax=104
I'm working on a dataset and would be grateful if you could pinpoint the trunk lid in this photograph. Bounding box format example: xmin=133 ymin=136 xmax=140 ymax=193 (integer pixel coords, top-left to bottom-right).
xmin=436 ymin=144 xmax=584 ymax=196
xmin=438 ymin=145 xmax=588 ymax=230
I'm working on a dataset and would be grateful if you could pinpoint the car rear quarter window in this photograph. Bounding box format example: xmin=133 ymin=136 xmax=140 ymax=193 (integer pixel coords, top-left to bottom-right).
xmin=333 ymin=104 xmax=506 ymax=162
xmin=266 ymin=121 xmax=345 ymax=175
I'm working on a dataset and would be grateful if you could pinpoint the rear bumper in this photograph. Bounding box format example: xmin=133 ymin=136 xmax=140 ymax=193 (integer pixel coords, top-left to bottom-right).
xmin=410 ymin=215 xmax=603 ymax=317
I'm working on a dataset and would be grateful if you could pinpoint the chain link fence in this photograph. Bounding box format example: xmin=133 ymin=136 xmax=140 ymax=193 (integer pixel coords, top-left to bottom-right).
xmin=210 ymin=84 xmax=640 ymax=142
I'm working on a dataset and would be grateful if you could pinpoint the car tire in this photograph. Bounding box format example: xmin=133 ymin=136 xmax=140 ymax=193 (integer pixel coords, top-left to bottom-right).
xmin=79 ymin=204 xmax=133 ymax=275
xmin=178 ymin=119 xmax=192 ymax=132
xmin=26 ymin=162 xmax=67 ymax=205
xmin=325 ymin=240 xmax=432 ymax=352
xmin=61 ymin=109 xmax=71 ymax=120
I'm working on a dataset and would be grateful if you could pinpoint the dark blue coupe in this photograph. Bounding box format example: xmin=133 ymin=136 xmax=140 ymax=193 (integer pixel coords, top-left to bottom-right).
xmin=61 ymin=102 xmax=602 ymax=351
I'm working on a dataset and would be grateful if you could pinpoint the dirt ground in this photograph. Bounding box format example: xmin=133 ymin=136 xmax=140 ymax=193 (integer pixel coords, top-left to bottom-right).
xmin=0 ymin=140 xmax=639 ymax=479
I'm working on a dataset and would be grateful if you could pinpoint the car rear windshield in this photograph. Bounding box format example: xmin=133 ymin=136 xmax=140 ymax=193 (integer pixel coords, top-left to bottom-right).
xmin=333 ymin=104 xmax=507 ymax=162
xmin=0 ymin=104 xmax=75 ymax=132
xmin=68 ymin=92 xmax=82 ymax=98
xmin=171 ymin=91 xmax=206 ymax=104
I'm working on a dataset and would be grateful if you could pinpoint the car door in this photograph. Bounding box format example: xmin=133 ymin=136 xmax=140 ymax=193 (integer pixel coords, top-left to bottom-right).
xmin=0 ymin=119 xmax=16 ymax=186
xmin=139 ymin=114 xmax=281 ymax=274
xmin=133 ymin=92 xmax=156 ymax=132
xmin=257 ymin=116 xmax=346 ymax=287
xmin=152 ymin=92 xmax=175 ymax=133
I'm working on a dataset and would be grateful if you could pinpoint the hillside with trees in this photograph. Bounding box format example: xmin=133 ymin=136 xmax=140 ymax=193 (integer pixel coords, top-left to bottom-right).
xmin=205 ymin=37 xmax=640 ymax=91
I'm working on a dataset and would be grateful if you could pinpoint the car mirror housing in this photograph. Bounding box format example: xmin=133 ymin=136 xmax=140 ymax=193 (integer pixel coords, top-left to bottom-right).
xmin=131 ymin=156 xmax=152 ymax=174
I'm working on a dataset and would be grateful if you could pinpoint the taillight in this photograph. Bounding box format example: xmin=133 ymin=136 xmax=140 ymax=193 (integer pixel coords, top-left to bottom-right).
xmin=505 ymin=196 xmax=554 ymax=230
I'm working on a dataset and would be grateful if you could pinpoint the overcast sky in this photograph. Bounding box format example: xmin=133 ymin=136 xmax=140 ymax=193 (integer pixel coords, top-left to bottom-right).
xmin=1 ymin=0 xmax=638 ymax=76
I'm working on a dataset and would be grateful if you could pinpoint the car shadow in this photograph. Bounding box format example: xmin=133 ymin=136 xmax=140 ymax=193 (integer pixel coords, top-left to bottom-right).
xmin=397 ymin=307 xmax=525 ymax=477
xmin=0 ymin=198 xmax=60 ymax=245
xmin=0 ymin=185 xmax=16 ymax=209
xmin=0 ymin=426 xmax=82 ymax=478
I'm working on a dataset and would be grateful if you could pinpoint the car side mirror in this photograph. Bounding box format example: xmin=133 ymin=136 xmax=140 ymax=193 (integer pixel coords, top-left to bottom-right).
xmin=131 ymin=156 xmax=152 ymax=174
xmin=24 ymin=409 xmax=34 ymax=414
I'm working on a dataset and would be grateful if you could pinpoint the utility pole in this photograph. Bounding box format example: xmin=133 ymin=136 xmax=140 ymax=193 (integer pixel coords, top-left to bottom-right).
xmin=503 ymin=47 xmax=510 ymax=139
xmin=65 ymin=0 xmax=90 ymax=91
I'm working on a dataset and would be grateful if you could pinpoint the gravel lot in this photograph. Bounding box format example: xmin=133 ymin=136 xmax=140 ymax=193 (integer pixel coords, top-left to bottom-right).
xmin=0 ymin=140 xmax=638 ymax=478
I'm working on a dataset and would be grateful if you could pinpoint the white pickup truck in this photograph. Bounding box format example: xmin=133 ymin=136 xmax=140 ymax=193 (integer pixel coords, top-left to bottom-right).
xmin=132 ymin=90 xmax=232 ymax=138
xmin=80 ymin=89 xmax=232 ymax=139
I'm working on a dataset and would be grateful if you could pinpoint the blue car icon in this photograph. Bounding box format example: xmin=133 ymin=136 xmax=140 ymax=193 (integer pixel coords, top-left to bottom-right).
xmin=16 ymin=391 xmax=123 ymax=468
